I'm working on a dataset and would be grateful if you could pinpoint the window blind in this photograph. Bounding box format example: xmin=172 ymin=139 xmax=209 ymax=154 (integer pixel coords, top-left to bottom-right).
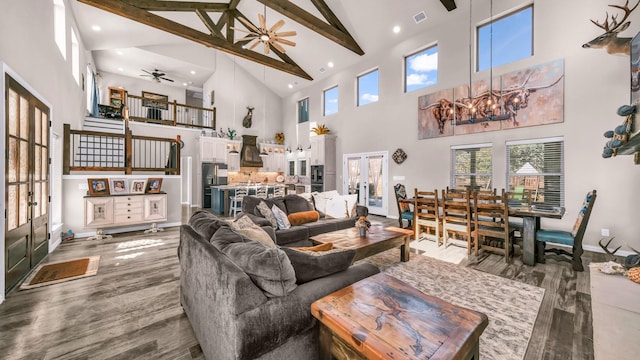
xmin=506 ymin=137 xmax=564 ymax=206
xmin=450 ymin=144 xmax=493 ymax=191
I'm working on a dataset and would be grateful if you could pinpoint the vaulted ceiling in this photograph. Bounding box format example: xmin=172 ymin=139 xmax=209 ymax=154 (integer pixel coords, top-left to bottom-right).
xmin=71 ymin=0 xmax=457 ymax=96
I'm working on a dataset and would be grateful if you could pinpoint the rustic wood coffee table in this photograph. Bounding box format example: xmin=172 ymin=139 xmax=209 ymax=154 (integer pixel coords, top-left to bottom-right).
xmin=311 ymin=273 xmax=489 ymax=360
xmin=310 ymin=226 xmax=413 ymax=262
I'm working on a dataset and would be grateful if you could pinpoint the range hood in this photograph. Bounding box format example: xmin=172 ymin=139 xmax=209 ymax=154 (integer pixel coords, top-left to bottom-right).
xmin=240 ymin=135 xmax=263 ymax=168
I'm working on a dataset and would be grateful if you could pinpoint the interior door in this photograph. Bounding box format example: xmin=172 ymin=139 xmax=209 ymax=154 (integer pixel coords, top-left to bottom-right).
xmin=343 ymin=152 xmax=388 ymax=216
xmin=5 ymin=74 xmax=50 ymax=293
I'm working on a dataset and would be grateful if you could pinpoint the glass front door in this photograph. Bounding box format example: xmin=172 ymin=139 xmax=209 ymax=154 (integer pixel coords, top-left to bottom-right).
xmin=343 ymin=152 xmax=388 ymax=216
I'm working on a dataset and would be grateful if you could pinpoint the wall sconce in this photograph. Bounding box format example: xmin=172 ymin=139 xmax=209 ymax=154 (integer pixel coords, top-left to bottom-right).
xmin=286 ymin=146 xmax=291 ymax=153
xmin=296 ymin=145 xmax=303 ymax=152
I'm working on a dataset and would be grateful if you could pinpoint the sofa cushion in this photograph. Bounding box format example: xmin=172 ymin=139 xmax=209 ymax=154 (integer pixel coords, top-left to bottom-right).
xmin=287 ymin=210 xmax=320 ymax=226
xmin=231 ymin=215 xmax=276 ymax=248
xmin=188 ymin=210 xmax=231 ymax=241
xmin=274 ymin=226 xmax=310 ymax=246
xmin=211 ymin=227 xmax=296 ymax=297
xmin=271 ymin=204 xmax=291 ymax=230
xmin=304 ymin=220 xmax=338 ymax=236
xmin=284 ymin=194 xmax=315 ymax=214
xmin=280 ymin=247 xmax=356 ymax=284
xmin=257 ymin=201 xmax=278 ymax=228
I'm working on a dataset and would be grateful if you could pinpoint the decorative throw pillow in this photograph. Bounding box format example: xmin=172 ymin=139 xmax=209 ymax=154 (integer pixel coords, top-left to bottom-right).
xmin=325 ymin=196 xmax=349 ymax=219
xmin=230 ymin=216 xmax=276 ymax=248
xmin=287 ymin=210 xmax=320 ymax=226
xmin=312 ymin=190 xmax=340 ymax=216
xmin=345 ymin=194 xmax=358 ymax=218
xmin=211 ymin=227 xmax=296 ymax=297
xmin=280 ymin=247 xmax=356 ymax=284
xmin=294 ymin=242 xmax=333 ymax=252
xmin=271 ymin=204 xmax=291 ymax=230
xmin=257 ymin=201 xmax=278 ymax=228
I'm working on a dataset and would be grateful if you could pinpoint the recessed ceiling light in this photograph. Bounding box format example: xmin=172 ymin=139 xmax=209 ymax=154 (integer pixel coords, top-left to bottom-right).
xmin=91 ymin=25 xmax=101 ymax=32
xmin=190 ymin=70 xmax=196 ymax=75
xmin=118 ymin=67 xmax=123 ymax=71
xmin=116 ymin=50 xmax=123 ymax=55
xmin=183 ymin=82 xmax=188 ymax=86
xmin=327 ymin=61 xmax=334 ymax=68
xmin=288 ymin=84 xmax=293 ymax=89
xmin=393 ymin=25 xmax=401 ymax=34
xmin=188 ymin=81 xmax=193 ymax=84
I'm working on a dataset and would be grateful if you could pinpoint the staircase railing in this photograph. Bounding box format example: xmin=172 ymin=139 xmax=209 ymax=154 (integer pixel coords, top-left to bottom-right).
xmin=63 ymin=121 xmax=181 ymax=175
xmin=126 ymin=93 xmax=216 ymax=130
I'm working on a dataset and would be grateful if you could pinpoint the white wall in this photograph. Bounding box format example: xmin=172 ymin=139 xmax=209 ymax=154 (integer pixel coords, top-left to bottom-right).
xmin=282 ymin=0 xmax=640 ymax=251
xmin=0 ymin=0 xmax=93 ymax=301
xmin=97 ymin=71 xmax=187 ymax=106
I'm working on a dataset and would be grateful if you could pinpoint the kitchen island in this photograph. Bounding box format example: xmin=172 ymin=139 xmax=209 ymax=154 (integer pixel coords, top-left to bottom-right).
xmin=210 ymin=184 xmax=280 ymax=216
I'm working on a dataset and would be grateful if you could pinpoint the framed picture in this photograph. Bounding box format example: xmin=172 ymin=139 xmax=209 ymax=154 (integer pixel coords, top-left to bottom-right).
xmin=110 ymin=178 xmax=128 ymax=194
xmin=87 ymin=178 xmax=110 ymax=196
xmin=142 ymin=91 xmax=169 ymax=110
xmin=146 ymin=178 xmax=163 ymax=193
xmin=130 ymin=179 xmax=147 ymax=194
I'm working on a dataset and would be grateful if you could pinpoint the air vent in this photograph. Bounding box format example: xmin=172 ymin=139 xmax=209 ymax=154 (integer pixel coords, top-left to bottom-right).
xmin=413 ymin=11 xmax=427 ymax=24
xmin=319 ymin=67 xmax=326 ymax=73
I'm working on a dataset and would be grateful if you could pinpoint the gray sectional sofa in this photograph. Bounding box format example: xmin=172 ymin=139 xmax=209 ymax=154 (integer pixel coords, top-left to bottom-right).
xmin=241 ymin=194 xmax=367 ymax=247
xmin=178 ymin=210 xmax=380 ymax=360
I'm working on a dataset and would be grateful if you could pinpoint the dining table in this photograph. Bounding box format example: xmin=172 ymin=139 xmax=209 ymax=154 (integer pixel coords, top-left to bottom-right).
xmin=509 ymin=205 xmax=565 ymax=266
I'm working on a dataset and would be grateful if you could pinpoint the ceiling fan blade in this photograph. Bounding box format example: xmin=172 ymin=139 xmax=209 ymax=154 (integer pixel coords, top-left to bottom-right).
xmin=269 ymin=19 xmax=285 ymax=33
xmin=142 ymin=69 xmax=153 ymax=75
xmin=275 ymin=31 xmax=296 ymax=37
xmin=238 ymin=16 xmax=260 ymax=33
xmin=263 ymin=41 xmax=270 ymax=55
xmin=258 ymin=13 xmax=266 ymax=31
xmin=275 ymin=38 xmax=296 ymax=47
xmin=248 ymin=40 xmax=261 ymax=50
xmin=237 ymin=35 xmax=259 ymax=42
xmin=272 ymin=41 xmax=286 ymax=53
xmin=160 ymin=77 xmax=174 ymax=82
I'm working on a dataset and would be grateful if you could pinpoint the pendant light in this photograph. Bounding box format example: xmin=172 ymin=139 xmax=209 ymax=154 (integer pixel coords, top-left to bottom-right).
xmin=229 ymin=56 xmax=239 ymax=154
xmin=259 ymin=66 xmax=269 ymax=157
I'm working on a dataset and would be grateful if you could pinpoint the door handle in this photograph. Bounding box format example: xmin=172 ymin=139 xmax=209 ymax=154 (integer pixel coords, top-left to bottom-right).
xmin=29 ymin=202 xmax=38 ymax=206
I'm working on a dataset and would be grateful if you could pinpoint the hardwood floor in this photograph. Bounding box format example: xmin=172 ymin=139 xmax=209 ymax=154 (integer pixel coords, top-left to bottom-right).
xmin=0 ymin=211 xmax=599 ymax=359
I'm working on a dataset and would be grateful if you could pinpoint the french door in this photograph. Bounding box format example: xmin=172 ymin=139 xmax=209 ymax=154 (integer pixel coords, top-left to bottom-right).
xmin=5 ymin=74 xmax=50 ymax=293
xmin=342 ymin=152 xmax=388 ymax=216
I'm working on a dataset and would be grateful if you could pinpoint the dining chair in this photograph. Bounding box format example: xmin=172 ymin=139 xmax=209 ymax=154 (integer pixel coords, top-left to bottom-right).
xmin=535 ymin=189 xmax=597 ymax=271
xmin=394 ymin=183 xmax=414 ymax=229
xmin=504 ymin=188 xmax=533 ymax=239
xmin=413 ymin=188 xmax=441 ymax=245
xmin=473 ymin=191 xmax=514 ymax=261
xmin=441 ymin=189 xmax=474 ymax=254
xmin=229 ymin=183 xmax=249 ymax=217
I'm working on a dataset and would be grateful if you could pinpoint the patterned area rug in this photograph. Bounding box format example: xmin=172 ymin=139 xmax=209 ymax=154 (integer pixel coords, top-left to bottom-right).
xmin=358 ymin=250 xmax=544 ymax=360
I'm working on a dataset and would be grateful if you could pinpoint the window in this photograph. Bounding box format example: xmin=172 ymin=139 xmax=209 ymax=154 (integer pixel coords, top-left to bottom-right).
xmin=506 ymin=137 xmax=564 ymax=207
xmin=451 ymin=144 xmax=492 ymax=191
xmin=323 ymin=86 xmax=338 ymax=116
xmin=71 ymin=28 xmax=79 ymax=85
xmin=477 ymin=5 xmax=532 ymax=72
xmin=357 ymin=69 xmax=379 ymax=106
xmin=297 ymin=97 xmax=309 ymax=123
xmin=53 ymin=0 xmax=66 ymax=59
xmin=405 ymin=45 xmax=438 ymax=93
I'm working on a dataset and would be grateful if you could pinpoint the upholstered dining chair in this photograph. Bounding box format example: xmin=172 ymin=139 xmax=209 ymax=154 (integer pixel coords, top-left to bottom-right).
xmin=535 ymin=190 xmax=597 ymax=271
xmin=394 ymin=183 xmax=414 ymax=229
xmin=413 ymin=188 xmax=441 ymax=245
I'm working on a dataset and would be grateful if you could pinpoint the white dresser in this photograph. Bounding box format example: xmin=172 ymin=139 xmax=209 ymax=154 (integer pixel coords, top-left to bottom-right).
xmin=84 ymin=193 xmax=167 ymax=238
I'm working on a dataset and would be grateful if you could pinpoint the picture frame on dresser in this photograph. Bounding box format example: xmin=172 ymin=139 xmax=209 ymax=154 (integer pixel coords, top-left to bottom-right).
xmin=130 ymin=179 xmax=147 ymax=194
xmin=88 ymin=178 xmax=110 ymax=196
xmin=146 ymin=178 xmax=162 ymax=193
xmin=110 ymin=178 xmax=128 ymax=194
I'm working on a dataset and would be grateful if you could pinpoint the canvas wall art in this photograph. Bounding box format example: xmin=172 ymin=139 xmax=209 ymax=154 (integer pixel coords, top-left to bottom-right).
xmin=417 ymin=89 xmax=454 ymax=139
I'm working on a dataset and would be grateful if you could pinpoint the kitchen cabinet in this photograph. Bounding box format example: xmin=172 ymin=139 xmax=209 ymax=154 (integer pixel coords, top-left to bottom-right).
xmin=310 ymin=135 xmax=336 ymax=170
xmin=227 ymin=140 xmax=241 ymax=171
xmin=258 ymin=143 xmax=285 ymax=172
xmin=200 ymin=137 xmax=229 ymax=163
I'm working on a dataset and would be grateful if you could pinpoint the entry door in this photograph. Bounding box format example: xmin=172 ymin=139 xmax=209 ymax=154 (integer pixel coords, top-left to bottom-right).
xmin=343 ymin=152 xmax=388 ymax=216
xmin=5 ymin=74 xmax=50 ymax=293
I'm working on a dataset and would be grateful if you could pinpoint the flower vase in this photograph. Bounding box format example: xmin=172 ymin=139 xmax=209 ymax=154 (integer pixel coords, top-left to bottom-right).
xmin=359 ymin=227 xmax=367 ymax=237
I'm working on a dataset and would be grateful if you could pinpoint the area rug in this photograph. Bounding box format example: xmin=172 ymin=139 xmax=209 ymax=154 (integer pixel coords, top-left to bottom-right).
xmin=358 ymin=250 xmax=544 ymax=360
xmin=409 ymin=238 xmax=469 ymax=264
xmin=20 ymin=256 xmax=100 ymax=290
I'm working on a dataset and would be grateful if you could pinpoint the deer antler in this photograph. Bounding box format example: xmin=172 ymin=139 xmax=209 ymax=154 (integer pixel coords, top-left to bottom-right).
xmin=591 ymin=0 xmax=640 ymax=32
xmin=626 ymin=243 xmax=640 ymax=256
xmin=599 ymin=237 xmax=622 ymax=256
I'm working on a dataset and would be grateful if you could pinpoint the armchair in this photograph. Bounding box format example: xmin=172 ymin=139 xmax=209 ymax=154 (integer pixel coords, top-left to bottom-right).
xmin=535 ymin=190 xmax=597 ymax=271
xmin=393 ymin=183 xmax=414 ymax=229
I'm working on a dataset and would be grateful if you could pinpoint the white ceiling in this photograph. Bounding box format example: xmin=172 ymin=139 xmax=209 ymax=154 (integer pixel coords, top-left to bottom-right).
xmin=69 ymin=0 xmax=456 ymax=97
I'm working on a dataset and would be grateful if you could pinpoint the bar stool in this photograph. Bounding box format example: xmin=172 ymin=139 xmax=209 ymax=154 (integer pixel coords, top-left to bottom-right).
xmin=229 ymin=184 xmax=248 ymax=217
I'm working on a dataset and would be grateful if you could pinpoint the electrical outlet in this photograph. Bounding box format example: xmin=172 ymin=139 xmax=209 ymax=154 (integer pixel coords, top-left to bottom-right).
xmin=393 ymin=176 xmax=405 ymax=181
xmin=78 ymin=183 xmax=88 ymax=190
xmin=601 ymin=228 xmax=610 ymax=237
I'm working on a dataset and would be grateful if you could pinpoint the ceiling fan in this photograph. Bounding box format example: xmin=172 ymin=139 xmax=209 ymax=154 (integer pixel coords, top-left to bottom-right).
xmin=140 ymin=69 xmax=174 ymax=83
xmin=233 ymin=13 xmax=296 ymax=54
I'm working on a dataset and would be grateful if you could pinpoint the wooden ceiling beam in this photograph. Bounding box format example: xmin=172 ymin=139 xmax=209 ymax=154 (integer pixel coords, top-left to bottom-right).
xmin=122 ymin=0 xmax=228 ymax=12
xmin=256 ymin=0 xmax=364 ymax=55
xmin=196 ymin=9 xmax=225 ymax=39
xmin=440 ymin=0 xmax=457 ymax=12
xmin=78 ymin=0 xmax=312 ymax=80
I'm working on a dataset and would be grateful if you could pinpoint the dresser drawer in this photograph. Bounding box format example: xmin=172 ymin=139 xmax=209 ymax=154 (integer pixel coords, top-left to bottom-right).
xmin=114 ymin=197 xmax=144 ymax=211
xmin=115 ymin=212 xmax=144 ymax=224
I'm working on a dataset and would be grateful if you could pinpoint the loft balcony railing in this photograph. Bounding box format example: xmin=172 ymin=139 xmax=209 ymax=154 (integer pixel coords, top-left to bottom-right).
xmin=63 ymin=121 xmax=181 ymax=175
xmin=126 ymin=93 xmax=216 ymax=130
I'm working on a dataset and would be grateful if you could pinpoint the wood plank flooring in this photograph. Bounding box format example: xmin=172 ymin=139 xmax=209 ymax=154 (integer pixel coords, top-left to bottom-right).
xmin=0 ymin=211 xmax=600 ymax=359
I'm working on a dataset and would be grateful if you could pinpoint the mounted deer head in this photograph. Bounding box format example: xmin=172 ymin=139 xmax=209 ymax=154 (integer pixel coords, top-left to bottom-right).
xmin=242 ymin=106 xmax=254 ymax=128
xmin=582 ymin=0 xmax=639 ymax=55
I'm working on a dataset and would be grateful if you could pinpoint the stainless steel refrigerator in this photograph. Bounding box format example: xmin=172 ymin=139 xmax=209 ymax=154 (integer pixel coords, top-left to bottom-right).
xmin=202 ymin=162 xmax=228 ymax=208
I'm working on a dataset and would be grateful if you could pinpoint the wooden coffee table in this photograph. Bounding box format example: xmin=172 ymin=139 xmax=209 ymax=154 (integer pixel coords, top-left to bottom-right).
xmin=311 ymin=273 xmax=489 ymax=360
xmin=310 ymin=226 xmax=413 ymax=262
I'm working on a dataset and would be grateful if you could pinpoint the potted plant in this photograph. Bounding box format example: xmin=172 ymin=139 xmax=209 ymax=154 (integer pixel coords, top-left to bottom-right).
xmin=355 ymin=216 xmax=371 ymax=237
